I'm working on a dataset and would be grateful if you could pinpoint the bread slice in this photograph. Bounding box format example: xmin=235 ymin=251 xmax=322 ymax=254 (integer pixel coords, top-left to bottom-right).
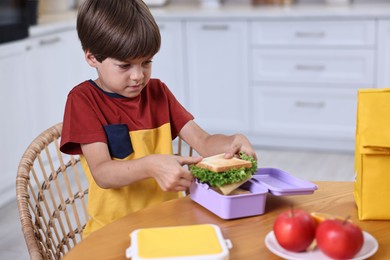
xmin=195 ymin=153 xmax=252 ymax=173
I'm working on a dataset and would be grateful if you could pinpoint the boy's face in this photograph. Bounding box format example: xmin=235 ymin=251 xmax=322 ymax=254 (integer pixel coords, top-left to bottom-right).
xmin=86 ymin=51 xmax=153 ymax=98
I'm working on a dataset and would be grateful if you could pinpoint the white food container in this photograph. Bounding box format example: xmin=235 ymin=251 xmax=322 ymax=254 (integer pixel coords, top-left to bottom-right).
xmin=125 ymin=224 xmax=232 ymax=260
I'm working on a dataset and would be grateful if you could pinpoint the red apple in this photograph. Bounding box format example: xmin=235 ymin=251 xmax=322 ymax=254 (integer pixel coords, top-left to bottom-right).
xmin=273 ymin=208 xmax=317 ymax=252
xmin=316 ymin=219 xmax=364 ymax=259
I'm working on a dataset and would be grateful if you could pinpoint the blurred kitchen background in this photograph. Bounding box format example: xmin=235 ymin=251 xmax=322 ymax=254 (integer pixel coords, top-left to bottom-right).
xmin=1 ymin=0 xmax=390 ymax=257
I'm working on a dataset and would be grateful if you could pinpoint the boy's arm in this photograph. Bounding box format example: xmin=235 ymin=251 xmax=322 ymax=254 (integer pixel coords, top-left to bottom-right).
xmin=80 ymin=142 xmax=202 ymax=190
xmin=179 ymin=120 xmax=257 ymax=160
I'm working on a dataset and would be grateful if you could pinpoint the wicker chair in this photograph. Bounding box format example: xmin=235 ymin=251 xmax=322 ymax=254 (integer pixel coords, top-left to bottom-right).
xmin=16 ymin=123 xmax=89 ymax=260
xmin=16 ymin=122 xmax=193 ymax=260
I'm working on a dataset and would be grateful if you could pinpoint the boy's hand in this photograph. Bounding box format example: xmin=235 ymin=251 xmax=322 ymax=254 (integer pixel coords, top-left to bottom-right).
xmin=147 ymin=155 xmax=202 ymax=192
xmin=224 ymin=134 xmax=257 ymax=160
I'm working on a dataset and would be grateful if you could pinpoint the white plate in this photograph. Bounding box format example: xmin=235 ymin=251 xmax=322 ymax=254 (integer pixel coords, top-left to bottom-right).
xmin=265 ymin=230 xmax=378 ymax=260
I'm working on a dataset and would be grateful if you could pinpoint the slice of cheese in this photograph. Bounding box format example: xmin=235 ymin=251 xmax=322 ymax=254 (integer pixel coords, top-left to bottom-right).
xmin=217 ymin=174 xmax=252 ymax=195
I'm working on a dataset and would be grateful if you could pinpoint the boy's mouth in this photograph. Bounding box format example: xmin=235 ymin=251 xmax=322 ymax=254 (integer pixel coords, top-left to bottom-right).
xmin=128 ymin=84 xmax=142 ymax=90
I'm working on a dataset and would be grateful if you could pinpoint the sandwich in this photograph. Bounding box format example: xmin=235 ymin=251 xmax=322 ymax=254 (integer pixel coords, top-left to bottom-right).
xmin=190 ymin=152 xmax=258 ymax=195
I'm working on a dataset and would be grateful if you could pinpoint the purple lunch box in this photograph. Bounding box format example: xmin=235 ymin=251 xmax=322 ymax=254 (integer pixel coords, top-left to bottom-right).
xmin=190 ymin=168 xmax=318 ymax=219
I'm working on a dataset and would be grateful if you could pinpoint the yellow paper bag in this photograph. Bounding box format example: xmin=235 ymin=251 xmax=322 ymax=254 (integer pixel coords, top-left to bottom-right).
xmin=354 ymin=88 xmax=390 ymax=220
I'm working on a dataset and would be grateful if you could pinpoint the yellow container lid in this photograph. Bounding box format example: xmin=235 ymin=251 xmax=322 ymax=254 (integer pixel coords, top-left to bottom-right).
xmin=126 ymin=224 xmax=231 ymax=260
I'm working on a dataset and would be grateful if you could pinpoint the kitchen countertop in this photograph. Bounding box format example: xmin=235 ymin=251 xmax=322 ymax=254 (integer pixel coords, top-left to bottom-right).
xmin=30 ymin=2 xmax=390 ymax=37
xmin=149 ymin=2 xmax=390 ymax=19
xmin=29 ymin=12 xmax=78 ymax=37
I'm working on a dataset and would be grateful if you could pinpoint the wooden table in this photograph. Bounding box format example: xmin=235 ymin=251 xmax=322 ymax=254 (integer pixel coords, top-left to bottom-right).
xmin=63 ymin=182 xmax=390 ymax=259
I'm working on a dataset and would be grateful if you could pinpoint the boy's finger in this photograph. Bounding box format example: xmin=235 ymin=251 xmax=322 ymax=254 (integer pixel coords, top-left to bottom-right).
xmin=177 ymin=156 xmax=203 ymax=166
xmin=178 ymin=176 xmax=193 ymax=186
xmin=223 ymin=152 xmax=234 ymax=159
xmin=224 ymin=143 xmax=241 ymax=158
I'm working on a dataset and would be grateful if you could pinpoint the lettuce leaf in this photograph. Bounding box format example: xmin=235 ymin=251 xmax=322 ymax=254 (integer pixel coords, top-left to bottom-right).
xmin=190 ymin=152 xmax=258 ymax=187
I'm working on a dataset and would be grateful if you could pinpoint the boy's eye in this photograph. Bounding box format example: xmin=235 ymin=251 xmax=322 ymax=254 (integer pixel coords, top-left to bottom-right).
xmin=119 ymin=64 xmax=130 ymax=69
xmin=143 ymin=60 xmax=153 ymax=66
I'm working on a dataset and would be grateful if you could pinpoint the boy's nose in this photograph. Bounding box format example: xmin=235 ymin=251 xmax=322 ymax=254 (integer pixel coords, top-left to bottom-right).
xmin=129 ymin=66 xmax=144 ymax=82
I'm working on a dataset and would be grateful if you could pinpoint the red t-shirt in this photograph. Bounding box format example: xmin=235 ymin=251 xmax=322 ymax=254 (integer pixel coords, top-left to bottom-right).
xmin=59 ymin=79 xmax=194 ymax=237
xmin=60 ymin=79 xmax=193 ymax=157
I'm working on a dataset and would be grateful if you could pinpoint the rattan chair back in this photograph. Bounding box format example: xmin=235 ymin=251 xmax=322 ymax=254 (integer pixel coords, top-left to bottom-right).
xmin=16 ymin=122 xmax=194 ymax=260
xmin=16 ymin=123 xmax=89 ymax=260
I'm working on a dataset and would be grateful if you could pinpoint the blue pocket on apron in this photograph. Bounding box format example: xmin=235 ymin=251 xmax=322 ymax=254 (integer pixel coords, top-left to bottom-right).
xmin=104 ymin=124 xmax=133 ymax=159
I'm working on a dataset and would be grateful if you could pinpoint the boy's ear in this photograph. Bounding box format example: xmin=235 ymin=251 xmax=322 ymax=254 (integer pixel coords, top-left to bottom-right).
xmin=85 ymin=50 xmax=99 ymax=67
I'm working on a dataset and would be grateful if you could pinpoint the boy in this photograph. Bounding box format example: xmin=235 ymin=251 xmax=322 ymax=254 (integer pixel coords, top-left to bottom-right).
xmin=60 ymin=0 xmax=257 ymax=237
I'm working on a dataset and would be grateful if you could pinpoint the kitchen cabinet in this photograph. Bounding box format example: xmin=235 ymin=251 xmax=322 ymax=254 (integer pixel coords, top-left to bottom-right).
xmin=185 ymin=20 xmax=250 ymax=134
xmin=0 ymin=40 xmax=33 ymax=206
xmin=153 ymin=20 xmax=187 ymax=106
xmin=26 ymin=29 xmax=95 ymax=133
xmin=249 ymin=19 xmax=376 ymax=151
xmin=252 ymin=86 xmax=357 ymax=137
xmin=152 ymin=17 xmax=380 ymax=150
xmin=377 ymin=20 xmax=390 ymax=88
xmin=0 ymin=28 xmax=94 ymax=207
xmin=250 ymin=20 xmax=375 ymax=47
xmin=251 ymin=49 xmax=375 ymax=85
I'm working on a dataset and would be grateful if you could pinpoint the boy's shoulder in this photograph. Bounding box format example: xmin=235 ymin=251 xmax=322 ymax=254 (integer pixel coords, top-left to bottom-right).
xmin=147 ymin=78 xmax=169 ymax=92
xmin=70 ymin=80 xmax=95 ymax=93
xmin=148 ymin=78 xmax=165 ymax=87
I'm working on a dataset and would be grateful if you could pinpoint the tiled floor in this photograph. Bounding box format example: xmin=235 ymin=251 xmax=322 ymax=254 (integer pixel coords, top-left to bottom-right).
xmin=0 ymin=148 xmax=354 ymax=259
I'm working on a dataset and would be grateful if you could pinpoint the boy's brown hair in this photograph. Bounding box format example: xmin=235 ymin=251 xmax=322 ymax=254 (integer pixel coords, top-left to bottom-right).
xmin=77 ymin=0 xmax=161 ymax=62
